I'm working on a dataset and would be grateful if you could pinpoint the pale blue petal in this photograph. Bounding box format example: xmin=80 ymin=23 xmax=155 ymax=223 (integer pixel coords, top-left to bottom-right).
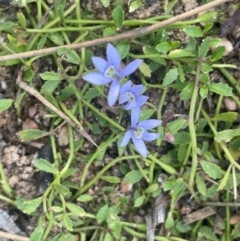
xmin=119 ymin=94 xmax=129 ymax=104
xmin=142 ymin=131 xmax=159 ymax=141
xmin=131 ymin=107 xmax=140 ymax=126
xmin=120 ymin=130 xmax=132 ymax=146
xmin=82 ymin=72 xmax=111 ymax=85
xmin=106 ymin=43 xmax=121 ymax=71
xmin=120 ymin=80 xmax=132 ymax=94
xmin=92 ymin=57 xmax=108 ymax=73
xmin=125 ymin=99 xmax=136 ymax=110
xmin=119 ymin=59 xmax=143 ymax=77
xmin=108 ymin=79 xmax=120 ymax=106
xmin=136 ymin=95 xmax=148 ymax=107
xmin=132 ymin=136 xmax=148 ymax=158
xmin=131 ymin=84 xmax=144 ymax=96
xmin=138 ymin=119 xmax=162 ymax=130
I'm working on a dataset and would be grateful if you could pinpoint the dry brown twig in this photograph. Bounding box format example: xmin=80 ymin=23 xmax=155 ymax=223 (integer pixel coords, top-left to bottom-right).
xmin=0 ymin=231 xmax=29 ymax=241
xmin=16 ymin=70 xmax=98 ymax=147
xmin=0 ymin=0 xmax=229 ymax=62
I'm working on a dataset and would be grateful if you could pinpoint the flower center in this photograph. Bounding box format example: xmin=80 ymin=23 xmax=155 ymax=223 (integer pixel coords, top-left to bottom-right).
xmin=126 ymin=92 xmax=135 ymax=102
xmin=105 ymin=65 xmax=118 ymax=79
xmin=132 ymin=127 xmax=144 ymax=139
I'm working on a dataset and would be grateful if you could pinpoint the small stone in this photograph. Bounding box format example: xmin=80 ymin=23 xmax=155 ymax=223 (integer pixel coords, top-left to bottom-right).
xmin=22 ymin=118 xmax=39 ymax=130
xmin=224 ymin=97 xmax=237 ymax=111
xmin=9 ymin=175 xmax=19 ymax=186
xmin=58 ymin=126 xmax=69 ymax=146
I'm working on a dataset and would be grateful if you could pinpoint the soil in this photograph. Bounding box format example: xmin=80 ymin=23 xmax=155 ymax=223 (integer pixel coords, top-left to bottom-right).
xmin=0 ymin=0 xmax=239 ymax=240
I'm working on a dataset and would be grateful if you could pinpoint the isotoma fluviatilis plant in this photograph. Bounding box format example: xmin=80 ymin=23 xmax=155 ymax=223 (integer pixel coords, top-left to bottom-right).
xmin=83 ymin=43 xmax=162 ymax=157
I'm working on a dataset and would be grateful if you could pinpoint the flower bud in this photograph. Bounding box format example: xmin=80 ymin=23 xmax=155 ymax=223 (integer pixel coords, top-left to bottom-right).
xmin=165 ymin=131 xmax=175 ymax=144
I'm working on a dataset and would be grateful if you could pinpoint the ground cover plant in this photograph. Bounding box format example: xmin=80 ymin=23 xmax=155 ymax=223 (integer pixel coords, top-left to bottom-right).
xmin=0 ymin=0 xmax=240 ymax=240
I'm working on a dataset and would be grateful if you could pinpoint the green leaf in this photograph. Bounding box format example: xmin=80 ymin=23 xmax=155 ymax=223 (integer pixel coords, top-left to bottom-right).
xmin=129 ymin=0 xmax=141 ymax=12
xmin=208 ymin=83 xmax=232 ymax=96
xmin=83 ymin=86 xmax=101 ymax=100
xmin=24 ymin=67 xmax=35 ymax=82
xmin=39 ymin=71 xmax=63 ymax=81
xmin=143 ymin=46 xmax=166 ymax=65
xmin=66 ymin=203 xmax=86 ymax=216
xmin=172 ymin=178 xmax=185 ymax=198
xmin=124 ymin=170 xmax=144 ymax=184
xmin=35 ymin=158 xmax=58 ymax=174
xmin=180 ymin=82 xmax=194 ymax=100
xmin=138 ymin=109 xmax=155 ymax=122
xmin=55 ymin=0 xmax=64 ymax=23
xmin=176 ymin=221 xmax=191 ymax=233
xmin=200 ymin=86 xmax=208 ymax=99
xmin=18 ymin=129 xmax=47 ymax=141
xmin=29 ymin=226 xmax=44 ymax=241
xmin=100 ymin=0 xmax=109 ymax=7
xmin=63 ymin=215 xmax=73 ymax=231
xmin=0 ymin=99 xmax=13 ymax=112
xmin=49 ymin=206 xmax=63 ymax=212
xmin=116 ymin=40 xmax=130 ymax=59
xmin=139 ymin=62 xmax=151 ymax=77
xmin=198 ymin=37 xmax=211 ymax=58
xmin=167 ymin=118 xmax=187 ymax=134
xmin=134 ymin=195 xmax=145 ymax=207
xmin=96 ymin=204 xmax=109 ymax=224
xmin=117 ymin=132 xmax=127 ymax=156
xmin=100 ymin=176 xmax=121 ymax=183
xmin=214 ymin=129 xmax=240 ymax=143
xmin=168 ymin=49 xmax=197 ymax=58
xmin=59 ymin=85 xmax=75 ymax=100
xmin=103 ymin=27 xmax=116 ymax=37
xmin=41 ymin=80 xmax=61 ymax=93
xmin=112 ymin=6 xmax=124 ymax=28
xmin=163 ymin=68 xmax=178 ymax=86
xmin=200 ymin=160 xmax=223 ymax=179
xmin=144 ymin=184 xmax=159 ymax=194
xmin=77 ymin=194 xmax=94 ymax=202
xmin=217 ymin=165 xmax=231 ymax=191
xmin=198 ymin=11 xmax=219 ymax=23
xmin=48 ymin=32 xmax=64 ymax=45
xmin=17 ymin=11 xmax=26 ymax=28
xmin=57 ymin=233 xmax=75 ymax=241
xmin=196 ymin=174 xmax=207 ymax=196
xmin=165 ymin=212 xmax=174 ymax=229
xmin=37 ymin=34 xmax=47 ymax=50
xmin=23 ymin=197 xmax=43 ymax=214
xmin=54 ymin=184 xmax=70 ymax=196
xmin=210 ymin=46 xmax=225 ymax=61
xmin=0 ymin=21 xmax=17 ymax=34
xmin=155 ymin=42 xmax=172 ymax=53
xmin=103 ymin=232 xmax=113 ymax=241
xmin=57 ymin=47 xmax=81 ymax=65
xmin=174 ymin=132 xmax=191 ymax=145
xmin=184 ymin=26 xmax=203 ymax=37
xmin=199 ymin=226 xmax=219 ymax=241
xmin=211 ymin=112 xmax=237 ymax=122
xmin=201 ymin=63 xmax=213 ymax=73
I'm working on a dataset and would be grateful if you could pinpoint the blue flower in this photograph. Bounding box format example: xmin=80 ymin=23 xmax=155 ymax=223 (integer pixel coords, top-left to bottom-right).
xmin=119 ymin=80 xmax=148 ymax=122
xmin=82 ymin=43 xmax=142 ymax=106
xmin=121 ymin=114 xmax=162 ymax=158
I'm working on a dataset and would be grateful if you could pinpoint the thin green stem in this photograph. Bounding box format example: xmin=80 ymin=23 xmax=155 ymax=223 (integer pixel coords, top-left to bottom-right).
xmin=72 ymin=154 xmax=140 ymax=200
xmin=201 ymin=109 xmax=240 ymax=170
xmin=148 ymin=154 xmax=177 ymax=174
xmin=188 ymin=62 xmax=201 ymax=198
xmin=156 ymin=87 xmax=168 ymax=146
xmin=0 ymin=195 xmax=15 ymax=206
xmin=26 ymin=25 xmax=104 ymax=33
xmin=218 ymin=68 xmax=240 ymax=95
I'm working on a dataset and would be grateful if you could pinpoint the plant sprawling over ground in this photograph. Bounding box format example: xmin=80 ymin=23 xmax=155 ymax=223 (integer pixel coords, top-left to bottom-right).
xmin=0 ymin=0 xmax=240 ymax=241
